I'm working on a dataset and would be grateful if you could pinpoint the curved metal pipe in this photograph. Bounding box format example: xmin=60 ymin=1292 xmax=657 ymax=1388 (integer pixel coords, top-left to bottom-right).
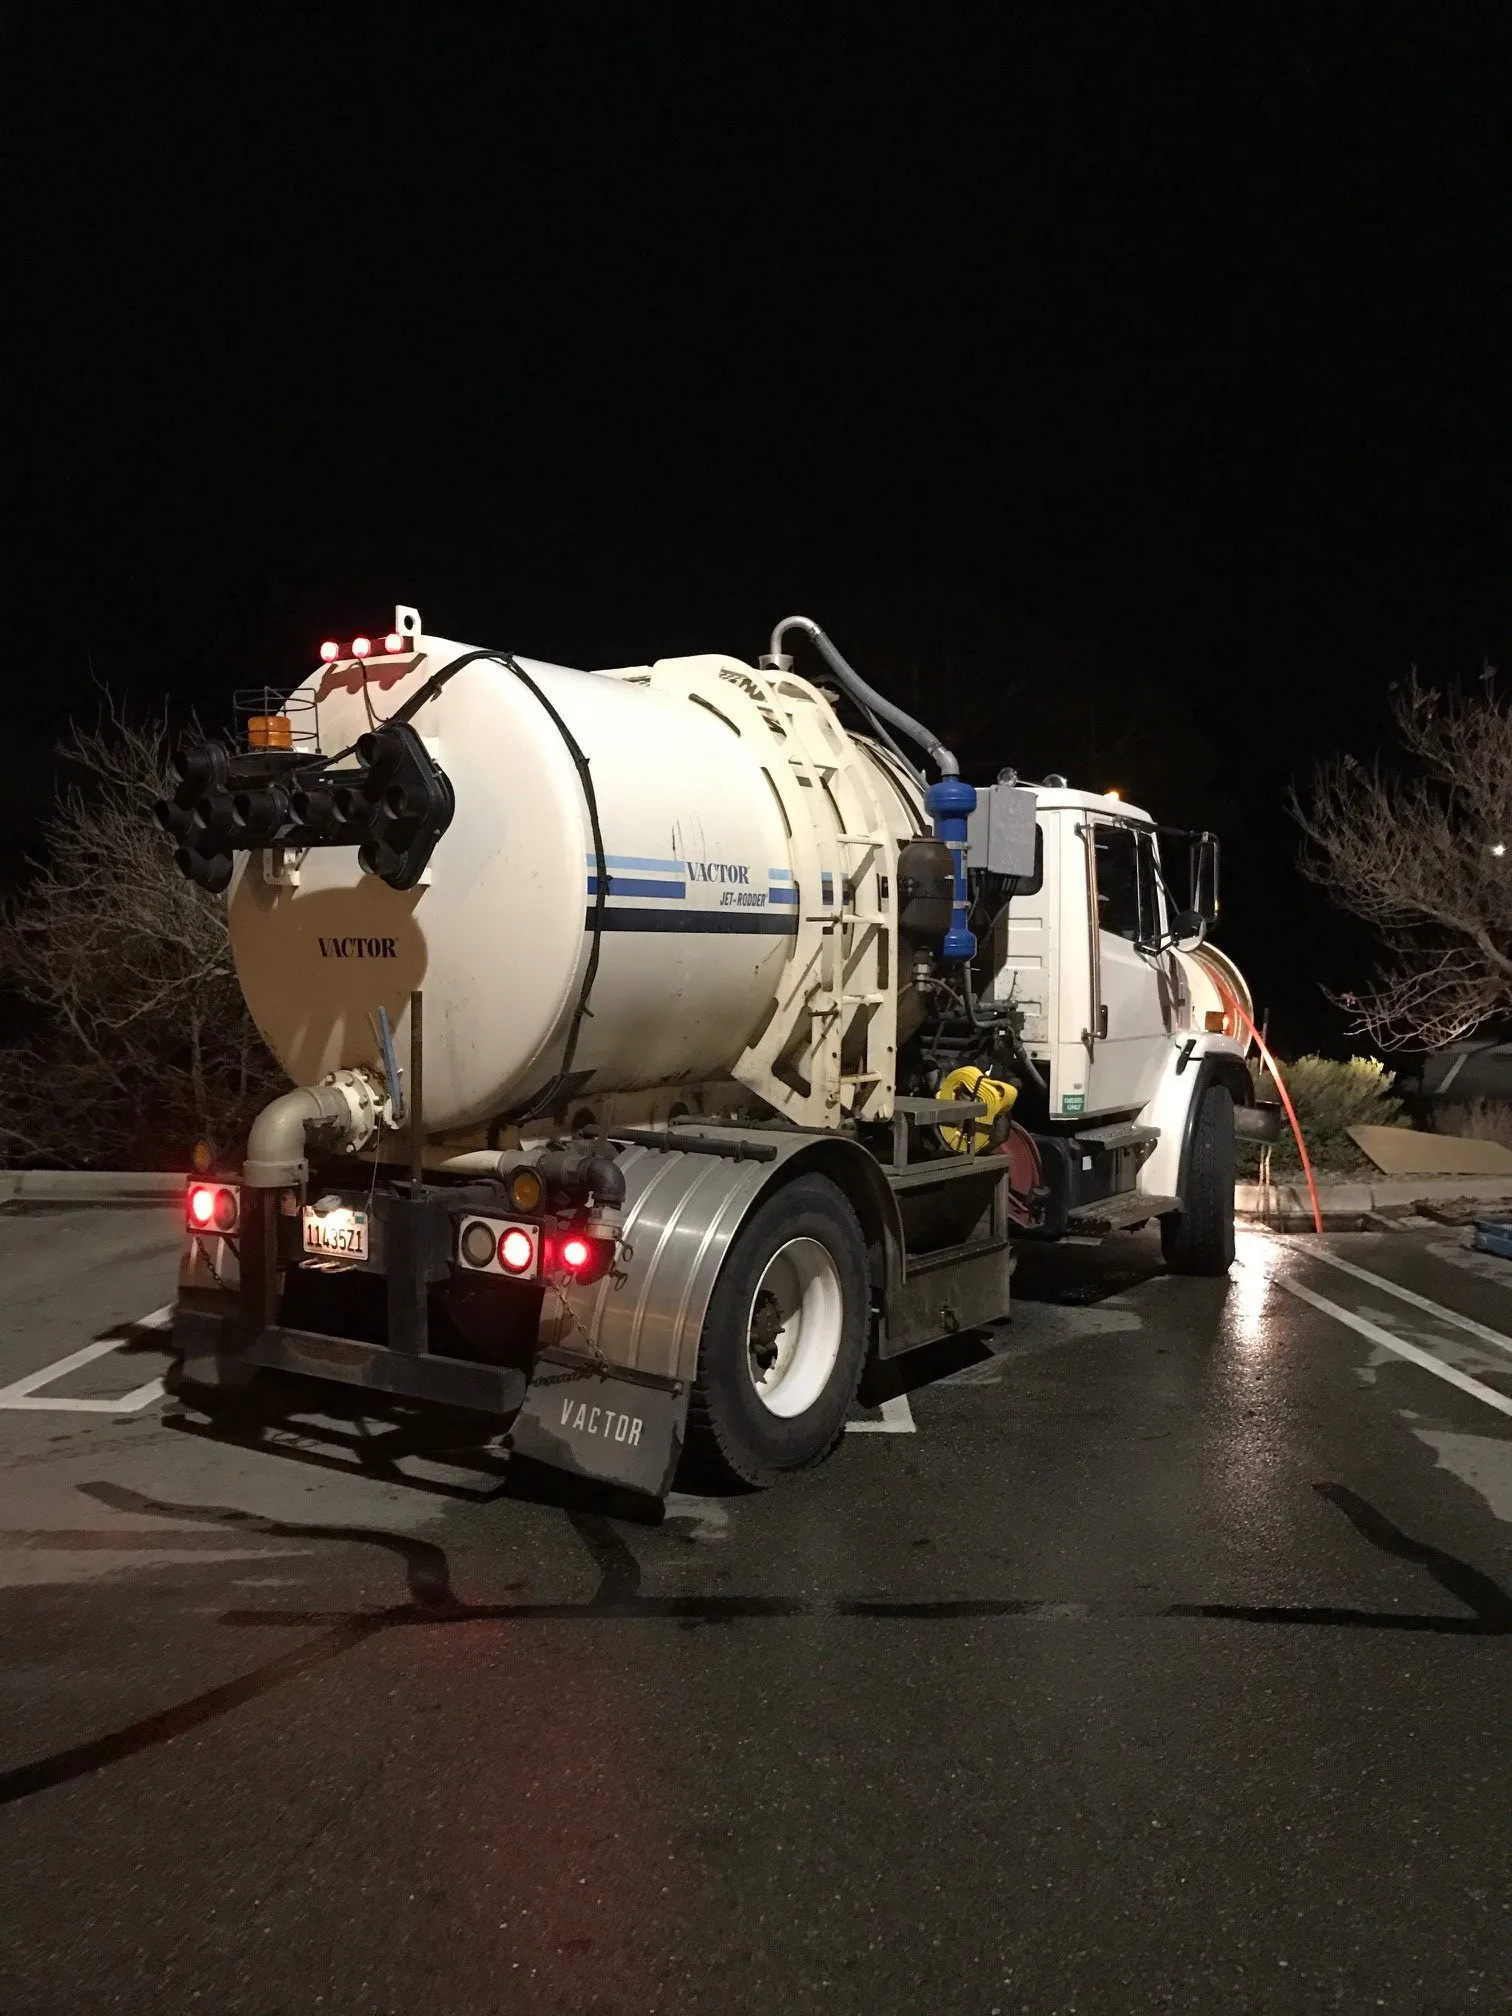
xmin=433 ymin=1150 xmax=513 ymax=1176
xmin=766 ymin=615 xmax=960 ymax=779
xmin=243 ymin=1072 xmax=388 ymax=1188
xmin=243 ymin=1085 xmax=357 ymax=1188
xmin=435 ymin=1146 xmax=626 ymax=1212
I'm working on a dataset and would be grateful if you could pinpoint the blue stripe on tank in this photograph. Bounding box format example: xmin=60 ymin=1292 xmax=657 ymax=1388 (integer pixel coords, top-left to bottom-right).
xmin=585 ymin=853 xmax=684 ymax=874
xmin=587 ymin=876 xmax=687 ymax=900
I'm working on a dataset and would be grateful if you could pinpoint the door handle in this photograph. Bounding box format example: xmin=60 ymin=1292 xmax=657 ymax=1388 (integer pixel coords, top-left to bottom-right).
xmin=1097 ymin=1005 xmax=1109 ymax=1040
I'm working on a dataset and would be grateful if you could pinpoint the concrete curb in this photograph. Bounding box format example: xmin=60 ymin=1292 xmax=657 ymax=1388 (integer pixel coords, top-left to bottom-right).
xmin=0 ymin=1170 xmax=183 ymax=1205
xmin=1238 ymin=1174 xmax=1512 ymax=1230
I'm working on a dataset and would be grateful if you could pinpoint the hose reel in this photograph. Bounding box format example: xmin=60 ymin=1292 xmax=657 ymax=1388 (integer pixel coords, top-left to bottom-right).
xmin=935 ymin=1065 xmax=1019 ymax=1155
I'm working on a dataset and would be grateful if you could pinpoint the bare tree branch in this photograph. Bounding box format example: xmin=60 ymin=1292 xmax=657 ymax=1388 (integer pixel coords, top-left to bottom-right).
xmin=1293 ymin=669 xmax=1512 ymax=1048
xmin=0 ymin=698 xmax=284 ymax=1168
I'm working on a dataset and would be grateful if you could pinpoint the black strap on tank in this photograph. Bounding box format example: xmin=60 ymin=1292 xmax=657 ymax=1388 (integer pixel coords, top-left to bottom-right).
xmin=389 ymin=647 xmax=607 ymax=1124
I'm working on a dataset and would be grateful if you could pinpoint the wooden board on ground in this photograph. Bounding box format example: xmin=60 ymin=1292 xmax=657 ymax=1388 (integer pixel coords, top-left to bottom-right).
xmin=1348 ymin=1125 xmax=1512 ymax=1176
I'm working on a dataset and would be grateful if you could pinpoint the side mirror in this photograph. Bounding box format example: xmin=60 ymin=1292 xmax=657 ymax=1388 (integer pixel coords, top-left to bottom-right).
xmin=1193 ymin=834 xmax=1220 ymax=923
xmin=1172 ymin=908 xmax=1207 ymax=950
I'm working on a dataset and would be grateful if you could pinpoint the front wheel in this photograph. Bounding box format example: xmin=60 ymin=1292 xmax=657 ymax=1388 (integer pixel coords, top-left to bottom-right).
xmin=681 ymin=1173 xmax=869 ymax=1489
xmin=1161 ymin=1084 xmax=1236 ymax=1276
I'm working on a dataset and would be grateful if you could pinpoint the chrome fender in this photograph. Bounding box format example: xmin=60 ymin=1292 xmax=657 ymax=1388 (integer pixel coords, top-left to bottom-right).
xmin=544 ymin=1132 xmax=903 ymax=1384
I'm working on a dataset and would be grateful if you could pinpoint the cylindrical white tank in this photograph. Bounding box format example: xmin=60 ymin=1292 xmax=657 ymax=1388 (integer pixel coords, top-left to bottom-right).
xmin=229 ymin=633 xmax=922 ymax=1132
xmin=1174 ymin=941 xmax=1256 ymax=1047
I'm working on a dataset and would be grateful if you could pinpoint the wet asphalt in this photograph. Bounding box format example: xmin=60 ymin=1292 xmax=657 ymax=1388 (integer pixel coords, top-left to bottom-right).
xmin=2 ymin=1204 xmax=1512 ymax=2014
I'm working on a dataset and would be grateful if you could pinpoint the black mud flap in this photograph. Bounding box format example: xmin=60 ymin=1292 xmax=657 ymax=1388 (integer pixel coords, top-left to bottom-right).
xmin=507 ymin=1349 xmax=688 ymax=1499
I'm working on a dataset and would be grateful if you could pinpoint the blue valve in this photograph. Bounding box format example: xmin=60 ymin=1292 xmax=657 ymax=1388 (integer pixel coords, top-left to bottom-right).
xmin=925 ymin=776 xmax=978 ymax=962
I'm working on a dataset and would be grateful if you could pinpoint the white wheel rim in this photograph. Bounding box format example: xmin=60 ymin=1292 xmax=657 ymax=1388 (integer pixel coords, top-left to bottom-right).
xmin=744 ymin=1237 xmax=845 ymax=1418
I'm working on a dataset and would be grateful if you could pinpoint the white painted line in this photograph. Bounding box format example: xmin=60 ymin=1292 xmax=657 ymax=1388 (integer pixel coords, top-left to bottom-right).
xmin=0 ymin=1383 xmax=165 ymax=1415
xmin=0 ymin=1306 xmax=175 ymax=1414
xmin=847 ymin=1394 xmax=917 ymax=1434
xmin=1279 ymin=1275 xmax=1512 ymax=1421
xmin=1294 ymin=1246 xmax=1512 ymax=1360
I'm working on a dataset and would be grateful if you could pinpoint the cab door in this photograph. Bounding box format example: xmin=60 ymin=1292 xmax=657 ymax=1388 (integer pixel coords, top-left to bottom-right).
xmin=1083 ymin=817 xmax=1171 ymax=1117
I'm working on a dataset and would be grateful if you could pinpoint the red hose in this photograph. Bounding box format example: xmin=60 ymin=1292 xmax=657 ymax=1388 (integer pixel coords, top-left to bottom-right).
xmin=1228 ymin=1003 xmax=1324 ymax=1235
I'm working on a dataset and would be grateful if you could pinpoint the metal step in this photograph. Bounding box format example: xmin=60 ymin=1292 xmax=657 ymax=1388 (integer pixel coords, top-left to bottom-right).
xmin=905 ymin=1233 xmax=1011 ymax=1277
xmin=894 ymin=1096 xmax=989 ymax=1123
xmin=887 ymin=1156 xmax=1011 ymax=1193
xmin=1066 ymin=1190 xmax=1179 ymax=1233
xmin=1071 ymin=1122 xmax=1160 ymax=1154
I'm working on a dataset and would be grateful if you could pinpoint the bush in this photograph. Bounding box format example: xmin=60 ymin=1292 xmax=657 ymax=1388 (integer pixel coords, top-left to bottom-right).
xmin=1431 ymin=1098 xmax=1512 ymax=1150
xmin=1243 ymin=1054 xmax=1404 ymax=1178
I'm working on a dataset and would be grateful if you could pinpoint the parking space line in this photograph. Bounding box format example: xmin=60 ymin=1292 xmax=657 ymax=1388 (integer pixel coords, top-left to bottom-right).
xmin=0 ymin=1305 xmax=174 ymax=1414
xmin=847 ymin=1395 xmax=917 ymax=1434
xmin=1294 ymin=1247 xmax=1512 ymax=1359
xmin=1279 ymin=1275 xmax=1512 ymax=1420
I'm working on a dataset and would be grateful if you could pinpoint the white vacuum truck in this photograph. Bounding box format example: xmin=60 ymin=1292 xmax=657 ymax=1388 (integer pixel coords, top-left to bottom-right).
xmin=158 ymin=608 xmax=1270 ymax=1497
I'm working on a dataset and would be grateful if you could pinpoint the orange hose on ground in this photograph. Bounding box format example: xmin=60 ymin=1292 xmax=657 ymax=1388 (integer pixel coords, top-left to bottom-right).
xmin=1228 ymin=1003 xmax=1324 ymax=1236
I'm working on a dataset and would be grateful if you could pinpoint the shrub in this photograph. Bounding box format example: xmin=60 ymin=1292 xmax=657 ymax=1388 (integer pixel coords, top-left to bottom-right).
xmin=1244 ymin=1053 xmax=1404 ymax=1178
xmin=1431 ymin=1098 xmax=1512 ymax=1150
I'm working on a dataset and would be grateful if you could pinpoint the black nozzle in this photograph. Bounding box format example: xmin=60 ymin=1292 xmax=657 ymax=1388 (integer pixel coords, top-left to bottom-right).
xmin=171 ymin=743 xmax=228 ymax=797
xmin=289 ymin=785 xmax=339 ymax=837
xmin=175 ymin=844 xmax=233 ymax=894
xmin=228 ymin=784 xmax=292 ymax=844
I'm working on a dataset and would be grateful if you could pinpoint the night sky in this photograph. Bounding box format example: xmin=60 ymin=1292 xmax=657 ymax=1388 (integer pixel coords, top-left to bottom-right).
xmin=11 ymin=8 xmax=1512 ymax=1054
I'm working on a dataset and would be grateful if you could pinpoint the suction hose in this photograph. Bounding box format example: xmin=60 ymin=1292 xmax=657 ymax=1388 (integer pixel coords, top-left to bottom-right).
xmin=764 ymin=615 xmax=959 ymax=779
xmin=764 ymin=615 xmax=976 ymax=956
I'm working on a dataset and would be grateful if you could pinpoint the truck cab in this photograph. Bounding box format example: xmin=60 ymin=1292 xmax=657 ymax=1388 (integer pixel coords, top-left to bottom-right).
xmin=987 ymin=787 xmax=1187 ymax=1124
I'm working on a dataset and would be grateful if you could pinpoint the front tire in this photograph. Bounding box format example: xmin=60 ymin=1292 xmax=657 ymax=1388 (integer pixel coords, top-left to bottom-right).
xmin=1161 ymin=1083 xmax=1236 ymax=1276
xmin=681 ymin=1173 xmax=869 ymax=1489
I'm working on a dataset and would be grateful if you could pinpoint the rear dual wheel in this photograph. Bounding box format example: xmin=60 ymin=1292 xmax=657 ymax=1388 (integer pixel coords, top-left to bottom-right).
xmin=681 ymin=1174 xmax=869 ymax=1489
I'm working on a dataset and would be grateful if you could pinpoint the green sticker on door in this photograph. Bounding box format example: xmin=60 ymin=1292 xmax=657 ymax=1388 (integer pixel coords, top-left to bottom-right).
xmin=1061 ymin=1093 xmax=1085 ymax=1114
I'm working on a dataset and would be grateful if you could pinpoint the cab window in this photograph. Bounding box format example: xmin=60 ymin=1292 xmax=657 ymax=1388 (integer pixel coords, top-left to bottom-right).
xmin=1093 ymin=823 xmax=1157 ymax=943
xmin=1094 ymin=824 xmax=1139 ymax=940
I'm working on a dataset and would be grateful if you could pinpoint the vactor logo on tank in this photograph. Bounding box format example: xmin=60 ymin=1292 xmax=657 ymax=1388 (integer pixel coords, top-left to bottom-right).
xmin=685 ymin=860 xmax=753 ymax=884
xmin=317 ymin=936 xmax=400 ymax=959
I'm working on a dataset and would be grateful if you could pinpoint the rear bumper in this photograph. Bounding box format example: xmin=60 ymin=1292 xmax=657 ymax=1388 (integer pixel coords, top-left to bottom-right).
xmin=171 ymin=1297 xmax=686 ymax=1498
xmin=174 ymin=1301 xmax=527 ymax=1414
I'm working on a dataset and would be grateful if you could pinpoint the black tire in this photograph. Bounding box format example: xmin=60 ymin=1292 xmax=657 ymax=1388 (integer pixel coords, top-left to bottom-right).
xmin=1161 ymin=1083 xmax=1236 ymax=1276
xmin=681 ymin=1173 xmax=869 ymax=1489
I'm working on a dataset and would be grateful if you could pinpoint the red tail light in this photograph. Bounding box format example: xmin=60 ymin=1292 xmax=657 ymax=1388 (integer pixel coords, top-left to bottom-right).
xmin=351 ymin=635 xmax=372 ymax=658
xmin=319 ymin=640 xmax=341 ymax=662
xmin=549 ymin=1232 xmax=613 ymax=1284
xmin=383 ymin=632 xmax=405 ymax=654
xmin=498 ymin=1227 xmax=535 ymax=1274
xmin=186 ymin=1182 xmax=239 ymax=1234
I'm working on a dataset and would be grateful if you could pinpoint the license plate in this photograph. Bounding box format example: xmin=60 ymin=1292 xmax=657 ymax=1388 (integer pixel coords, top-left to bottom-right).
xmin=302 ymin=1206 xmax=369 ymax=1261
